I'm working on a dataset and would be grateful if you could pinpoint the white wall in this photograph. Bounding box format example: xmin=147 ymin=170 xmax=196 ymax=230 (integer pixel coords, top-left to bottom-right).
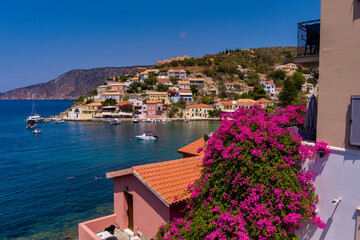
xmin=298 ymin=148 xmax=360 ymax=240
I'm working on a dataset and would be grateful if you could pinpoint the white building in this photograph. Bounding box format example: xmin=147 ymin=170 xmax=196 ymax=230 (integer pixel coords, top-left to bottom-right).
xmin=261 ymin=80 xmax=275 ymax=97
xmin=167 ymin=69 xmax=187 ymax=79
xmin=178 ymin=81 xmax=191 ymax=90
xmin=67 ymin=106 xmax=82 ymax=119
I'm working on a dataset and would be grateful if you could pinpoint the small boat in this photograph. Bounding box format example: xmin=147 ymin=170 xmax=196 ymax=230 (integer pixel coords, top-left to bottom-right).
xmin=136 ymin=132 xmax=158 ymax=140
xmin=133 ymin=119 xmax=139 ymax=123
xmin=26 ymin=124 xmax=37 ymax=129
xmin=146 ymin=119 xmax=151 ymax=123
xmin=185 ymin=118 xmax=189 ymax=122
xmin=55 ymin=120 xmax=65 ymax=124
xmin=110 ymin=119 xmax=121 ymax=125
xmin=33 ymin=129 xmax=41 ymax=134
xmin=162 ymin=119 xmax=167 ymax=122
xmin=27 ymin=95 xmax=44 ymax=123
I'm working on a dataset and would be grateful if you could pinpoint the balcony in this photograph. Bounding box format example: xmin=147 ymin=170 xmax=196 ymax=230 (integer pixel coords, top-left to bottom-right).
xmin=296 ymin=20 xmax=320 ymax=67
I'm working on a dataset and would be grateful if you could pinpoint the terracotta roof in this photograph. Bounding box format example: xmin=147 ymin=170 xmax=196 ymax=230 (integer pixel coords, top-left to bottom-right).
xmin=178 ymin=81 xmax=190 ymax=85
xmin=146 ymin=91 xmax=168 ymax=95
xmin=108 ymin=83 xmax=126 ymax=86
xmin=177 ymin=137 xmax=206 ymax=157
xmin=256 ymin=98 xmax=273 ymax=103
xmin=186 ymin=104 xmax=213 ymax=109
xmin=247 ymin=86 xmax=254 ymax=89
xmin=236 ymin=101 xmax=257 ymax=106
xmin=220 ymin=101 xmax=233 ymax=106
xmin=158 ymin=79 xmax=172 ymax=83
xmin=179 ymin=89 xmax=192 ymax=93
xmin=170 ymin=69 xmax=185 ymax=72
xmin=146 ymin=100 xmax=163 ymax=104
xmin=224 ymin=83 xmax=235 ymax=86
xmin=116 ymin=101 xmax=132 ymax=106
xmin=188 ymin=78 xmax=205 ymax=81
xmin=86 ymin=102 xmax=102 ymax=107
xmin=262 ymin=81 xmax=275 ymax=85
xmin=106 ymin=156 xmax=203 ymax=206
xmin=275 ymin=87 xmax=283 ymax=90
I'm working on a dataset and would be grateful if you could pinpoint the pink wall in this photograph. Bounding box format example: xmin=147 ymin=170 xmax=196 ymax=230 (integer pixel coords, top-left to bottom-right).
xmin=113 ymin=174 xmax=170 ymax=238
xmin=146 ymin=103 xmax=167 ymax=118
xmin=78 ymin=214 xmax=116 ymax=240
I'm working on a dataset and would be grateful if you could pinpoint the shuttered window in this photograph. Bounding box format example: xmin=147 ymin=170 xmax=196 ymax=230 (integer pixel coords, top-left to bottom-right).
xmin=350 ymin=96 xmax=360 ymax=146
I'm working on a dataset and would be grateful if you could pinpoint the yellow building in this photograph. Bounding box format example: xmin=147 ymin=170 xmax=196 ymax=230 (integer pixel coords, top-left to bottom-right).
xmin=81 ymin=102 xmax=102 ymax=119
xmin=146 ymin=91 xmax=168 ymax=104
xmin=185 ymin=104 xmax=213 ymax=119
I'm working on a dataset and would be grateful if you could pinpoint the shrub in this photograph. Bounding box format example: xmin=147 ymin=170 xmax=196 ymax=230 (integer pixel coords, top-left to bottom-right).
xmin=158 ymin=105 xmax=325 ymax=239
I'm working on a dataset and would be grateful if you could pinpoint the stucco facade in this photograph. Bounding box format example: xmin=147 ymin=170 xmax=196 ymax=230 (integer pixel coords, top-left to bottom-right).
xmin=317 ymin=0 xmax=360 ymax=149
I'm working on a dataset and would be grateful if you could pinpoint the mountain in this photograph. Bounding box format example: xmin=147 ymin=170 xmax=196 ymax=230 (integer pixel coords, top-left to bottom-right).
xmin=0 ymin=66 xmax=151 ymax=100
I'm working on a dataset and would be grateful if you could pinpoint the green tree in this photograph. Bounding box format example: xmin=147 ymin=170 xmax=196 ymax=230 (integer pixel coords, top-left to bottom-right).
xmin=144 ymin=77 xmax=157 ymax=86
xmin=267 ymin=70 xmax=286 ymax=80
xmin=246 ymin=71 xmax=260 ymax=86
xmin=130 ymin=82 xmax=142 ymax=92
xmin=86 ymin=99 xmax=94 ymax=104
xmin=90 ymin=88 xmax=98 ymax=96
xmin=292 ymin=71 xmax=306 ymax=91
xmin=279 ymin=78 xmax=298 ymax=107
xmin=252 ymin=85 xmax=268 ymax=100
xmin=170 ymin=77 xmax=180 ymax=85
xmin=102 ymin=98 xmax=117 ymax=106
xmin=208 ymin=109 xmax=223 ymax=117
xmin=157 ymin=83 xmax=169 ymax=92
xmin=190 ymin=85 xmax=198 ymax=95
xmin=119 ymin=104 xmax=133 ymax=113
xmin=307 ymin=77 xmax=318 ymax=86
xmin=201 ymin=96 xmax=214 ymax=104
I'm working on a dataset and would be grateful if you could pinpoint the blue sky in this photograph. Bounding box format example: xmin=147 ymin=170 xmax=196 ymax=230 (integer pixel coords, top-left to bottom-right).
xmin=0 ymin=0 xmax=321 ymax=92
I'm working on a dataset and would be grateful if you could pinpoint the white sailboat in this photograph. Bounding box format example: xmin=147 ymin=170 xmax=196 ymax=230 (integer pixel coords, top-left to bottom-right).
xmin=26 ymin=95 xmax=44 ymax=123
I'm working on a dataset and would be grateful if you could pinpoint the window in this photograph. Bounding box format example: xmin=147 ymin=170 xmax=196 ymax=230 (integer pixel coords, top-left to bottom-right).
xmin=350 ymin=96 xmax=360 ymax=146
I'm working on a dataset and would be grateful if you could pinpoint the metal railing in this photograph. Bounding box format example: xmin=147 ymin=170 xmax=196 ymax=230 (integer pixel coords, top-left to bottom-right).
xmin=297 ymin=20 xmax=320 ymax=57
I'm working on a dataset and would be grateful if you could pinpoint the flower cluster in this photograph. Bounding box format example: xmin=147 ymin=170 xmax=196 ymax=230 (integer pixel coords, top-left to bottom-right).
xmin=313 ymin=141 xmax=331 ymax=155
xmin=157 ymin=105 xmax=326 ymax=239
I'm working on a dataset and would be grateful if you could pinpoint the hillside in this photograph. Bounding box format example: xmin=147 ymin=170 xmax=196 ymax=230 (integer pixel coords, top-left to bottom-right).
xmin=0 ymin=66 xmax=150 ymax=100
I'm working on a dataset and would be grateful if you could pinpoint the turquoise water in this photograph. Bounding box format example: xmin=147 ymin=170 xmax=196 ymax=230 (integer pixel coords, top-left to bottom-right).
xmin=0 ymin=100 xmax=219 ymax=240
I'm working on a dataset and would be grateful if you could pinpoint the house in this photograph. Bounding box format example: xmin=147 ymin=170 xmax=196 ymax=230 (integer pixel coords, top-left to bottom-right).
xmin=81 ymin=102 xmax=102 ymax=119
xmin=146 ymin=100 xmax=168 ymax=118
xmin=188 ymin=78 xmax=205 ymax=88
xmin=116 ymin=101 xmax=133 ymax=118
xmin=260 ymin=81 xmax=275 ymax=97
xmin=157 ymin=78 xmax=173 ymax=86
xmin=246 ymin=86 xmax=254 ymax=92
xmin=146 ymin=91 xmax=168 ymax=104
xmin=294 ymin=1 xmax=360 ymax=238
xmin=185 ymin=104 xmax=213 ymax=119
xmin=107 ymin=83 xmax=126 ymax=93
xmin=224 ymin=83 xmax=235 ymax=90
xmin=101 ymin=106 xmax=117 ymax=118
xmin=129 ymin=99 xmax=147 ymax=118
xmin=215 ymin=101 xmax=235 ymax=112
xmin=301 ymin=83 xmax=314 ymax=93
xmin=275 ymin=63 xmax=298 ymax=72
xmin=178 ymin=89 xmax=193 ymax=102
xmin=275 ymin=87 xmax=282 ymax=95
xmin=78 ymin=138 xmax=206 ymax=240
xmin=100 ymin=90 xmax=123 ymax=101
xmin=167 ymin=69 xmax=187 ymax=79
xmin=304 ymin=74 xmax=313 ymax=81
xmin=67 ymin=106 xmax=82 ymax=119
xmin=96 ymin=85 xmax=109 ymax=95
xmin=178 ymin=80 xmax=191 ymax=90
xmin=234 ymin=99 xmax=257 ymax=110
xmin=256 ymin=98 xmax=274 ymax=108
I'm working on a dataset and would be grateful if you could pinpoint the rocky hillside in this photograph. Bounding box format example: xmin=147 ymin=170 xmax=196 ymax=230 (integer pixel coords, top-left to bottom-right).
xmin=0 ymin=66 xmax=150 ymax=100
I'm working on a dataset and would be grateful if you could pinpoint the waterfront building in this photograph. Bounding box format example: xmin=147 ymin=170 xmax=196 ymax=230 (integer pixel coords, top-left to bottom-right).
xmin=80 ymin=102 xmax=102 ymax=119
xmin=215 ymin=101 xmax=235 ymax=113
xmin=129 ymin=99 xmax=147 ymax=118
xmin=178 ymin=80 xmax=190 ymax=90
xmin=116 ymin=101 xmax=133 ymax=118
xmin=78 ymin=138 xmax=206 ymax=240
xmin=185 ymin=104 xmax=213 ymax=119
xmin=234 ymin=99 xmax=257 ymax=110
xmin=146 ymin=100 xmax=167 ymax=118
xmin=167 ymin=69 xmax=187 ymax=79
xmin=67 ymin=106 xmax=82 ymax=119
xmin=256 ymin=98 xmax=274 ymax=108
xmin=146 ymin=91 xmax=168 ymax=104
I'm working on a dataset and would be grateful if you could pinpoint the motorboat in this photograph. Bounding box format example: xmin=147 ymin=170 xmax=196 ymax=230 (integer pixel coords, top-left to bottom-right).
xmin=26 ymin=123 xmax=37 ymax=129
xmin=162 ymin=119 xmax=167 ymax=122
xmin=55 ymin=120 xmax=65 ymax=124
xmin=146 ymin=119 xmax=151 ymax=123
xmin=133 ymin=119 xmax=139 ymax=123
xmin=136 ymin=132 xmax=158 ymax=140
xmin=110 ymin=119 xmax=121 ymax=125
xmin=185 ymin=118 xmax=189 ymax=122
xmin=33 ymin=129 xmax=41 ymax=134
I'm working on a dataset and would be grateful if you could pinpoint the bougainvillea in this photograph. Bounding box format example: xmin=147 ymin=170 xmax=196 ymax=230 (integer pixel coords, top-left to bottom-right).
xmin=157 ymin=105 xmax=326 ymax=240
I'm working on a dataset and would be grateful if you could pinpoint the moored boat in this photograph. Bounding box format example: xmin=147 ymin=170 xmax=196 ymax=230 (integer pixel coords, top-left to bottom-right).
xmin=55 ymin=120 xmax=65 ymax=124
xmin=136 ymin=132 xmax=158 ymax=140
xmin=110 ymin=119 xmax=121 ymax=125
xmin=33 ymin=129 xmax=41 ymax=134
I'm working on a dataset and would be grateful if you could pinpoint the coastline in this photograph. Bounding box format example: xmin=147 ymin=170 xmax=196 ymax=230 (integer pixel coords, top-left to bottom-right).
xmin=60 ymin=117 xmax=220 ymax=122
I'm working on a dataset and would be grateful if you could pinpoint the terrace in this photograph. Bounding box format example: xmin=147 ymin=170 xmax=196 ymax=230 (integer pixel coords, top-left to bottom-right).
xmin=296 ymin=20 xmax=320 ymax=67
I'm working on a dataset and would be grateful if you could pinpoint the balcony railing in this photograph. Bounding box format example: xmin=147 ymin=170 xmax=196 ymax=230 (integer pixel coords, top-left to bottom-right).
xmin=297 ymin=20 xmax=320 ymax=57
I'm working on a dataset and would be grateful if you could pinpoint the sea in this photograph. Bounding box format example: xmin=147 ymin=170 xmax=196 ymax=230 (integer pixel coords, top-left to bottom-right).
xmin=0 ymin=100 xmax=220 ymax=240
